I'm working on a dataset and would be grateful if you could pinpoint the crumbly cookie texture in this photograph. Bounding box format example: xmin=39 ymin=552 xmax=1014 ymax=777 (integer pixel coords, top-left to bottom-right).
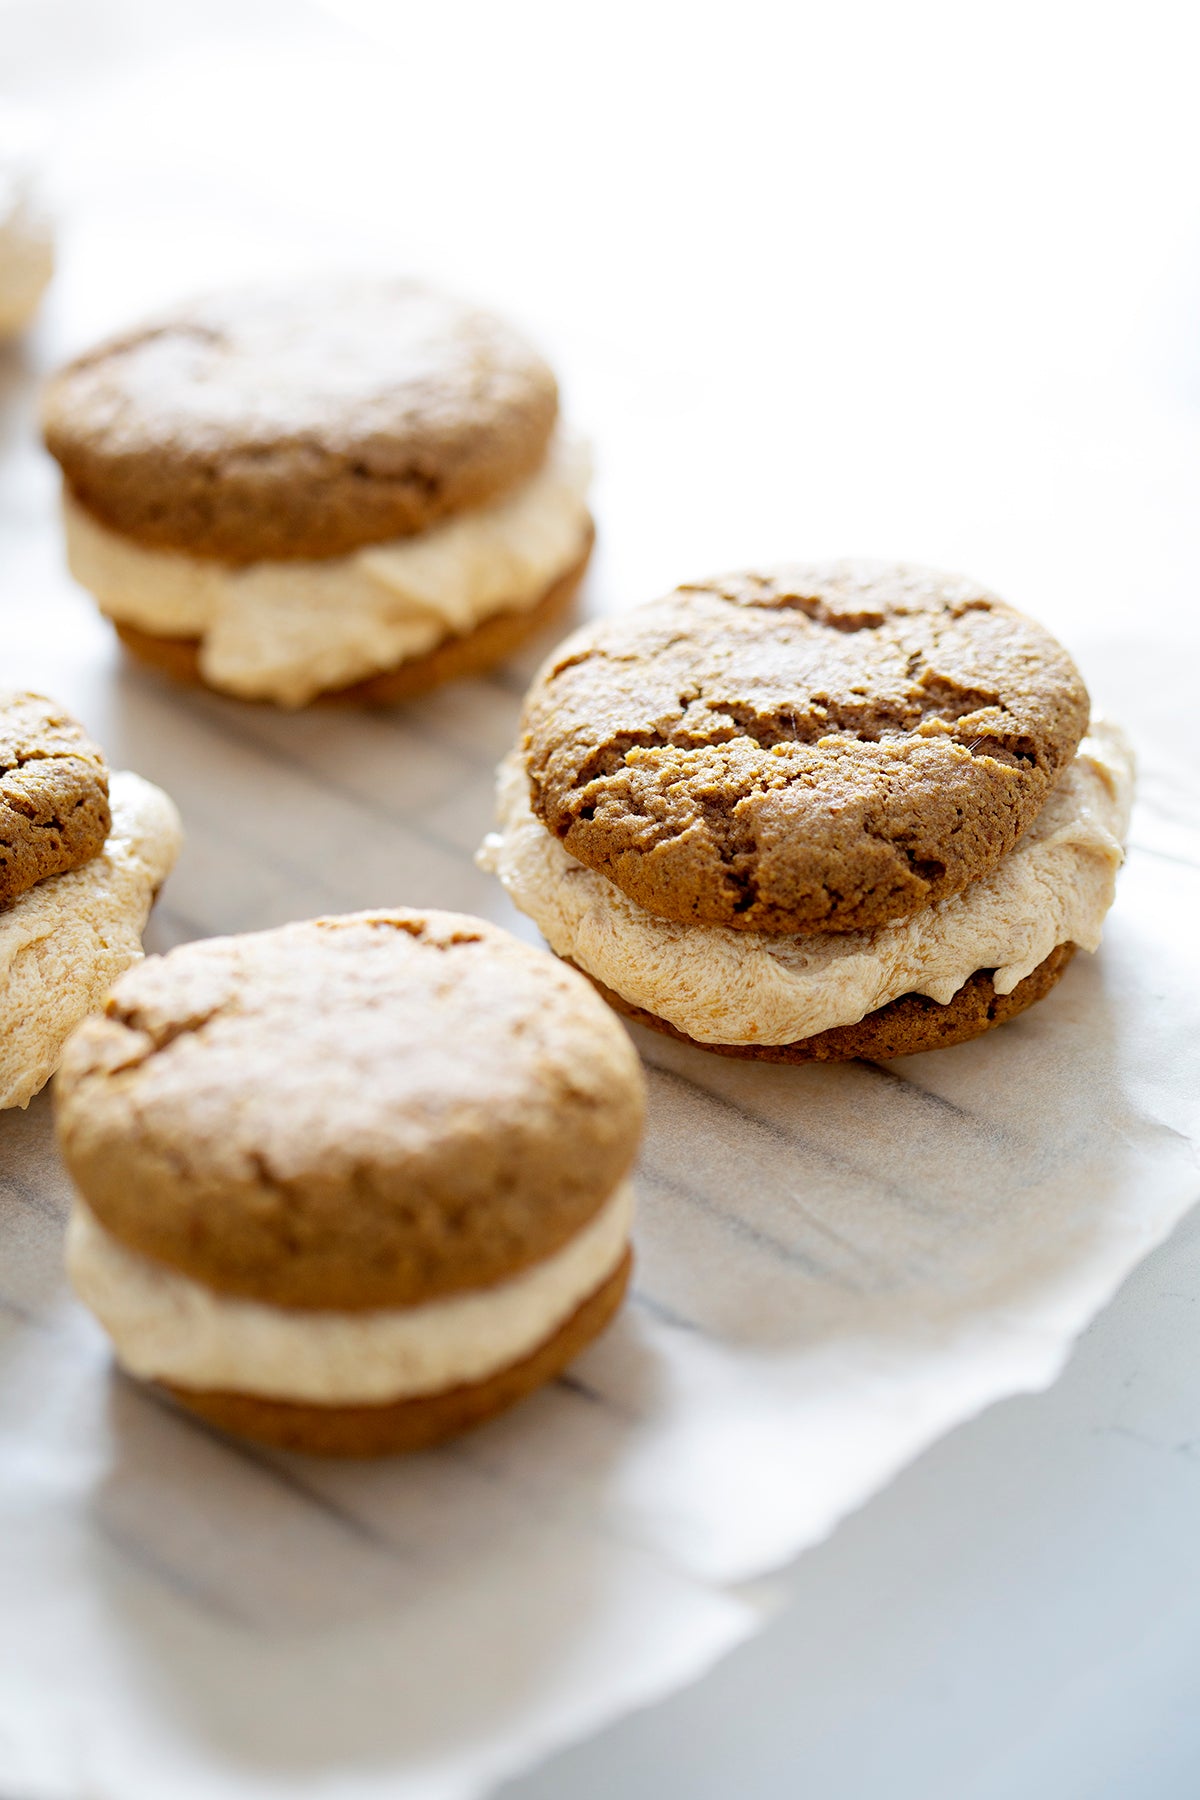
xmin=0 ymin=771 xmax=182 ymax=1109
xmin=55 ymin=910 xmax=646 ymax=1310
xmin=42 ymin=280 xmax=559 ymax=562
xmin=482 ymin=722 xmax=1132 ymax=1046
xmin=1 ymin=690 xmax=111 ymax=907
xmin=521 ymin=561 xmax=1091 ymax=935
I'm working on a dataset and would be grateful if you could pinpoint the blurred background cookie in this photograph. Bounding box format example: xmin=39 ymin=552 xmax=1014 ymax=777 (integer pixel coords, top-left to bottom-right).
xmin=482 ymin=560 xmax=1133 ymax=1060
xmin=1 ymin=688 xmax=180 ymax=1108
xmin=59 ymin=908 xmax=645 ymax=1455
xmin=42 ymin=280 xmax=593 ymax=706
xmin=0 ymin=109 xmax=54 ymax=340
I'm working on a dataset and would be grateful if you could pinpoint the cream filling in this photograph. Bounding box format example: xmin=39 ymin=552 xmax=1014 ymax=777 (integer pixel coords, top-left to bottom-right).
xmin=479 ymin=721 xmax=1134 ymax=1047
xmin=60 ymin=431 xmax=592 ymax=707
xmin=0 ymin=771 xmax=182 ymax=1109
xmin=66 ymin=1179 xmax=634 ymax=1406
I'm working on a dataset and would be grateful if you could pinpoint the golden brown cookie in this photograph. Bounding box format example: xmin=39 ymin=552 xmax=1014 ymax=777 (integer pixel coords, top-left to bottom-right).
xmin=42 ymin=281 xmax=559 ymax=561
xmin=59 ymin=910 xmax=644 ymax=1458
xmin=571 ymin=944 xmax=1076 ymax=1063
xmin=0 ymin=690 xmax=110 ymax=907
xmin=1 ymin=770 xmax=182 ymax=1112
xmin=522 ymin=561 xmax=1089 ymax=935
xmin=58 ymin=910 xmax=645 ymax=1308
xmin=110 ymin=527 xmax=593 ymax=705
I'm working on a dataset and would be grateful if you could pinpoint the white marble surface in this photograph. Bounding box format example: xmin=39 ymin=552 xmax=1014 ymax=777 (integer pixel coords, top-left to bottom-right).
xmin=2 ymin=3 xmax=1200 ymax=1795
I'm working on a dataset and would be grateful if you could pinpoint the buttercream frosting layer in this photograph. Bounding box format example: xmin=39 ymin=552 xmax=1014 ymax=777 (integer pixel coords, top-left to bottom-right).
xmin=480 ymin=722 xmax=1133 ymax=1046
xmin=67 ymin=1180 xmax=634 ymax=1405
xmin=62 ymin=432 xmax=591 ymax=706
xmin=0 ymin=771 xmax=182 ymax=1107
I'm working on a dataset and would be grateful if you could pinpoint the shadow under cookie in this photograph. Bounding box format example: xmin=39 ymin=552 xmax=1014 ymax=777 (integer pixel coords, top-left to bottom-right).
xmin=112 ymin=528 xmax=593 ymax=707
xmin=568 ymin=944 xmax=1077 ymax=1063
xmin=160 ymin=1250 xmax=632 ymax=1457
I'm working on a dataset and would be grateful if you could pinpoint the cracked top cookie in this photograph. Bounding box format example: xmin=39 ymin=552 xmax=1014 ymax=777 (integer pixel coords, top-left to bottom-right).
xmin=55 ymin=910 xmax=645 ymax=1311
xmin=0 ymin=690 xmax=111 ymax=907
xmin=42 ymin=280 xmax=559 ymax=562
xmin=520 ymin=561 xmax=1090 ymax=934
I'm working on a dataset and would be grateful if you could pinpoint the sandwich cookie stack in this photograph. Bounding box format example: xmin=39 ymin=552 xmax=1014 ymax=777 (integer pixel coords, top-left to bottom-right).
xmin=1 ymin=690 xmax=180 ymax=1109
xmin=483 ymin=560 xmax=1134 ymax=1060
xmin=59 ymin=910 xmax=645 ymax=1455
xmin=42 ymin=280 xmax=593 ymax=707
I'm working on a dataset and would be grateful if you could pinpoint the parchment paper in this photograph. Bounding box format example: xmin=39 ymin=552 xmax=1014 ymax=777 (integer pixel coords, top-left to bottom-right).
xmin=2 ymin=604 xmax=1198 ymax=1800
xmin=3 ymin=6 xmax=1200 ymax=1795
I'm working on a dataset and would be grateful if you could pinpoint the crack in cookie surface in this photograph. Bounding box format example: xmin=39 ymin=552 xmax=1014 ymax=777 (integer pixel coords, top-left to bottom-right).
xmin=521 ymin=560 xmax=1090 ymax=934
xmin=56 ymin=910 xmax=645 ymax=1310
xmin=0 ymin=691 xmax=111 ymax=906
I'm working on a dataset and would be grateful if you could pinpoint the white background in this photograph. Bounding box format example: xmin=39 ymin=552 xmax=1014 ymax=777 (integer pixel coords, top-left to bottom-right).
xmin=4 ymin=2 xmax=1200 ymax=1795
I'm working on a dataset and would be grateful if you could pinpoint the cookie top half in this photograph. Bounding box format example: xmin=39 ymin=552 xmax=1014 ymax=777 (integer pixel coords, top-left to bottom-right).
xmin=55 ymin=911 xmax=645 ymax=1311
xmin=41 ymin=280 xmax=559 ymax=562
xmin=521 ymin=561 xmax=1090 ymax=934
xmin=1 ymin=690 xmax=110 ymax=907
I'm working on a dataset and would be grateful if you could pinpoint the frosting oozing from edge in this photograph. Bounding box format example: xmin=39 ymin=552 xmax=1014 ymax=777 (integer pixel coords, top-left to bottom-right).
xmin=479 ymin=722 xmax=1134 ymax=1046
xmin=66 ymin=1180 xmax=634 ymax=1405
xmin=61 ymin=430 xmax=592 ymax=706
xmin=0 ymin=771 xmax=182 ymax=1108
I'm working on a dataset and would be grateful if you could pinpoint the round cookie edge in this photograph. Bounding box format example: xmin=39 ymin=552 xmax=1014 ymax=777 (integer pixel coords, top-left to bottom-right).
xmin=41 ymin=281 xmax=562 ymax=561
xmin=54 ymin=908 xmax=647 ymax=1309
xmin=565 ymin=943 xmax=1078 ymax=1062
xmin=519 ymin=562 xmax=1092 ymax=936
xmin=109 ymin=526 xmax=593 ymax=707
xmin=157 ymin=1250 xmax=632 ymax=1456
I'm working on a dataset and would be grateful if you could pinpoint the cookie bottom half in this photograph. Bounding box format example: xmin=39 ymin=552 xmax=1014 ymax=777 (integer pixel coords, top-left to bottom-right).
xmin=112 ymin=527 xmax=593 ymax=707
xmin=570 ymin=944 xmax=1077 ymax=1063
xmin=160 ymin=1248 xmax=631 ymax=1456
